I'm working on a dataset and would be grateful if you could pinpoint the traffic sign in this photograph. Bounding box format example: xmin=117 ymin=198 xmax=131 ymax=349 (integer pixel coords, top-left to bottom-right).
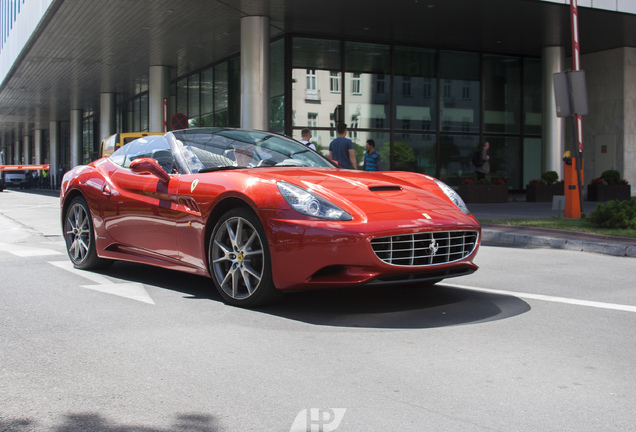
xmin=170 ymin=113 xmax=188 ymax=131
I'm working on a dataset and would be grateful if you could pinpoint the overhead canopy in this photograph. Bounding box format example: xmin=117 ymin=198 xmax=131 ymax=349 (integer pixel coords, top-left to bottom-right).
xmin=1 ymin=0 xmax=635 ymax=136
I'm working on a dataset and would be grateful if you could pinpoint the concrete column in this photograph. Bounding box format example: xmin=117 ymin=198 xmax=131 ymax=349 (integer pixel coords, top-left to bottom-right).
xmin=70 ymin=109 xmax=83 ymax=168
xmin=23 ymin=135 xmax=32 ymax=165
xmin=149 ymin=66 xmax=170 ymax=132
xmin=542 ymin=46 xmax=566 ymax=178
xmin=34 ymin=130 xmax=44 ymax=164
xmin=14 ymin=138 xmax=21 ymax=164
xmin=4 ymin=132 xmax=12 ymax=163
xmin=49 ymin=121 xmax=60 ymax=189
xmin=240 ymin=15 xmax=270 ymax=130
xmin=100 ymin=93 xmax=117 ymax=140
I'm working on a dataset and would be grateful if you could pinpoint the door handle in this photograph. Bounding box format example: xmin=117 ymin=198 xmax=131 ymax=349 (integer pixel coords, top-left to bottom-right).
xmin=102 ymin=184 xmax=112 ymax=197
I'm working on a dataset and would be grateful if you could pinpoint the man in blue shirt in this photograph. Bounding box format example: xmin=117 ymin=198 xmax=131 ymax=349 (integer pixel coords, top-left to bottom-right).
xmin=329 ymin=123 xmax=357 ymax=169
xmin=363 ymin=139 xmax=381 ymax=171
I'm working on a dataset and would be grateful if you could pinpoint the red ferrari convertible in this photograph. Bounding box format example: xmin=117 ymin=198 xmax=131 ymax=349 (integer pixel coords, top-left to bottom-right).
xmin=61 ymin=128 xmax=481 ymax=307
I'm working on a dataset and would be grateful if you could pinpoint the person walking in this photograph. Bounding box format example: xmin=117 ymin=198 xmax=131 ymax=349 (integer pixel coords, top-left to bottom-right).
xmin=328 ymin=123 xmax=357 ymax=169
xmin=473 ymin=141 xmax=490 ymax=180
xmin=363 ymin=139 xmax=381 ymax=171
xmin=299 ymin=128 xmax=317 ymax=151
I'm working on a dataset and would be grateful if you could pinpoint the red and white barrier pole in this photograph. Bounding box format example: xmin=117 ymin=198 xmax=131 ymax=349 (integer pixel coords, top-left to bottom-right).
xmin=570 ymin=0 xmax=583 ymax=154
xmin=570 ymin=0 xmax=584 ymax=215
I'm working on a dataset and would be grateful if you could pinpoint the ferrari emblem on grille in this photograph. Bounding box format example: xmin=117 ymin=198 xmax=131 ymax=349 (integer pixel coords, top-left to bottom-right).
xmin=428 ymin=240 xmax=439 ymax=256
xmin=191 ymin=179 xmax=199 ymax=193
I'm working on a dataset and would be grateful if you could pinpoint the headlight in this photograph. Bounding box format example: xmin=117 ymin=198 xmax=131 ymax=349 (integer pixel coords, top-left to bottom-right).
xmin=277 ymin=182 xmax=352 ymax=221
xmin=434 ymin=179 xmax=470 ymax=215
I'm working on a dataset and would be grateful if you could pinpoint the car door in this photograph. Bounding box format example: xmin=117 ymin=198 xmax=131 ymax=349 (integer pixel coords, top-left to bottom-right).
xmin=99 ymin=136 xmax=181 ymax=260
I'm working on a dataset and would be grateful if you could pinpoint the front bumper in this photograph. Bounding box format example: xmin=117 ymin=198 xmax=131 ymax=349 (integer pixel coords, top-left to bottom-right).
xmin=262 ymin=208 xmax=480 ymax=291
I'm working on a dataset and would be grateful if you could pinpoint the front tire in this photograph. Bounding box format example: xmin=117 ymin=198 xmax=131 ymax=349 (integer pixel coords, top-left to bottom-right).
xmin=209 ymin=208 xmax=278 ymax=307
xmin=64 ymin=196 xmax=111 ymax=270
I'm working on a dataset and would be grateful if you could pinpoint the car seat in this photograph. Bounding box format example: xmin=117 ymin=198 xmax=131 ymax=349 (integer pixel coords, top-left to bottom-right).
xmin=151 ymin=149 xmax=174 ymax=173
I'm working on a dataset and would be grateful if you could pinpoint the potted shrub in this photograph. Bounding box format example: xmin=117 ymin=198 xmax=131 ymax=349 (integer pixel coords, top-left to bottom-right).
xmin=587 ymin=169 xmax=631 ymax=202
xmin=526 ymin=171 xmax=564 ymax=202
xmin=458 ymin=177 xmax=508 ymax=203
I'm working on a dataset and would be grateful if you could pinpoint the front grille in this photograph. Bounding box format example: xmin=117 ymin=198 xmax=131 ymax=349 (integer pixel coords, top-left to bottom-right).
xmin=370 ymin=231 xmax=478 ymax=266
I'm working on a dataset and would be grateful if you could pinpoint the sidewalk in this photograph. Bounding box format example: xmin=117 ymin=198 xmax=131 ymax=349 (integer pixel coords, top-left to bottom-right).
xmin=468 ymin=198 xmax=636 ymax=258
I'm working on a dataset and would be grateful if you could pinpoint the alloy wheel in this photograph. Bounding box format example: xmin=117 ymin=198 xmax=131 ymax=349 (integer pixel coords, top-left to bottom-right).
xmin=65 ymin=201 xmax=91 ymax=265
xmin=211 ymin=215 xmax=265 ymax=300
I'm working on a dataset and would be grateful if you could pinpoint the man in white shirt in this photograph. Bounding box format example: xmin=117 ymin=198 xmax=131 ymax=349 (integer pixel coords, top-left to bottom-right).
xmin=299 ymin=128 xmax=317 ymax=151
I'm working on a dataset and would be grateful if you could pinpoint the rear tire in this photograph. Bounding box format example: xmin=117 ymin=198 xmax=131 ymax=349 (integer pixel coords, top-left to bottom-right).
xmin=64 ymin=196 xmax=112 ymax=270
xmin=209 ymin=208 xmax=279 ymax=307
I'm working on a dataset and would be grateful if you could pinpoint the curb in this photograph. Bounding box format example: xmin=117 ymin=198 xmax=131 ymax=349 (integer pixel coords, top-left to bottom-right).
xmin=482 ymin=229 xmax=636 ymax=258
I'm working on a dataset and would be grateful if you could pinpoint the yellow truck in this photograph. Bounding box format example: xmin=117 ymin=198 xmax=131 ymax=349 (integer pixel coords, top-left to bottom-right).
xmin=100 ymin=132 xmax=163 ymax=157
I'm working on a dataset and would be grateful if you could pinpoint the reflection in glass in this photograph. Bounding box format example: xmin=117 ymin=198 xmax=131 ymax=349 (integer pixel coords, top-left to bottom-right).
xmin=484 ymin=55 xmax=521 ymax=134
xmin=188 ymin=74 xmax=200 ymax=126
xmin=214 ymin=62 xmax=229 ymax=127
xmin=201 ymin=67 xmax=213 ymax=120
xmin=140 ymin=93 xmax=149 ymax=132
xmin=436 ymin=135 xmax=479 ymax=186
xmin=345 ymin=42 xmax=390 ymax=134
xmin=440 ymin=51 xmax=480 ymax=133
xmin=291 ymin=38 xmax=342 ymax=149
xmin=177 ymin=78 xmax=187 ymax=118
xmin=395 ymin=47 xmax=436 ymax=132
xmin=391 ymin=133 xmax=437 ymax=175
xmin=523 ymin=137 xmax=542 ymax=187
xmin=488 ymin=136 xmax=521 ymax=189
xmin=524 ymin=58 xmax=542 ymax=135
xmin=270 ymin=38 xmax=285 ymax=132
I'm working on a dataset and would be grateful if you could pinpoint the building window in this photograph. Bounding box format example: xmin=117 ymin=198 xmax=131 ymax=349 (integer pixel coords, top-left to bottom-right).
xmin=376 ymin=76 xmax=386 ymax=94
xmin=350 ymin=114 xmax=360 ymax=139
xmin=402 ymin=77 xmax=412 ymax=96
xmin=308 ymin=113 xmax=318 ymax=130
xmin=462 ymin=81 xmax=470 ymax=99
xmin=330 ymin=71 xmax=341 ymax=93
xmin=423 ymin=78 xmax=432 ymax=98
xmin=306 ymin=69 xmax=316 ymax=90
xmin=443 ymin=79 xmax=452 ymax=98
xmin=352 ymin=73 xmax=361 ymax=95
xmin=403 ymin=118 xmax=411 ymax=137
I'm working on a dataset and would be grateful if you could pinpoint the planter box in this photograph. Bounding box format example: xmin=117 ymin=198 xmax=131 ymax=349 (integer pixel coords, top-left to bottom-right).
xmin=526 ymin=183 xmax=564 ymax=202
xmin=587 ymin=184 xmax=631 ymax=202
xmin=458 ymin=184 xmax=508 ymax=203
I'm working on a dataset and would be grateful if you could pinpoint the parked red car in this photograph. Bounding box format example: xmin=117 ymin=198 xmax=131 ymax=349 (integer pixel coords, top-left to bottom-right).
xmin=61 ymin=128 xmax=480 ymax=307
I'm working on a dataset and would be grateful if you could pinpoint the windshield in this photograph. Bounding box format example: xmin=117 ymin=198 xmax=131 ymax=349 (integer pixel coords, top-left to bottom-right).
xmin=167 ymin=128 xmax=336 ymax=173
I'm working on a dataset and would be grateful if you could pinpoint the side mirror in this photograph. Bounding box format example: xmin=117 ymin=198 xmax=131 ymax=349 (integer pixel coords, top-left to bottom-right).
xmin=129 ymin=158 xmax=171 ymax=183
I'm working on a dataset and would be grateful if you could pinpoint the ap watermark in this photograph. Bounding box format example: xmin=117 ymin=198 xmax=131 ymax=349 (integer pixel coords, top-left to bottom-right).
xmin=289 ymin=408 xmax=347 ymax=432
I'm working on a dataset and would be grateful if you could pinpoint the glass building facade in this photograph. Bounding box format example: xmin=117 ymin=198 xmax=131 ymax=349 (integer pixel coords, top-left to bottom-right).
xmin=118 ymin=35 xmax=542 ymax=190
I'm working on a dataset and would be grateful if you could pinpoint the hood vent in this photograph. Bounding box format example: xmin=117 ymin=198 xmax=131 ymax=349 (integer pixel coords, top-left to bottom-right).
xmin=369 ymin=185 xmax=402 ymax=192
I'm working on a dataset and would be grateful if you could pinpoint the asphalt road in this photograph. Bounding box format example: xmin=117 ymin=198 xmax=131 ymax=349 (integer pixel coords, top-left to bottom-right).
xmin=1 ymin=189 xmax=636 ymax=431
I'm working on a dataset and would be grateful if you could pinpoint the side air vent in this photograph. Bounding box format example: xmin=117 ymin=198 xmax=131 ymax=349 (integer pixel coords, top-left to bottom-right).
xmin=369 ymin=186 xmax=402 ymax=192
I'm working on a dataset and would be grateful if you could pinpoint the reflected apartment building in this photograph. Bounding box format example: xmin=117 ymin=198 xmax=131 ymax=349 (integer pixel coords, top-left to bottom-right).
xmin=290 ymin=40 xmax=542 ymax=190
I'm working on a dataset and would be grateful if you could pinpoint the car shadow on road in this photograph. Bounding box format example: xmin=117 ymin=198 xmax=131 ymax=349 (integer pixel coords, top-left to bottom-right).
xmin=97 ymin=262 xmax=531 ymax=330
xmin=261 ymin=284 xmax=531 ymax=329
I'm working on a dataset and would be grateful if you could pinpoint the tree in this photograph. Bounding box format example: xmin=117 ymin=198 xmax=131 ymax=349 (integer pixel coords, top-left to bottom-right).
xmin=379 ymin=141 xmax=415 ymax=171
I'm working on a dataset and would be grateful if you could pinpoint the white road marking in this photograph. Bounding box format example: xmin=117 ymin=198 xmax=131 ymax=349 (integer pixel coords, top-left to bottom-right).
xmin=49 ymin=261 xmax=155 ymax=305
xmin=0 ymin=242 xmax=63 ymax=257
xmin=444 ymin=282 xmax=636 ymax=314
